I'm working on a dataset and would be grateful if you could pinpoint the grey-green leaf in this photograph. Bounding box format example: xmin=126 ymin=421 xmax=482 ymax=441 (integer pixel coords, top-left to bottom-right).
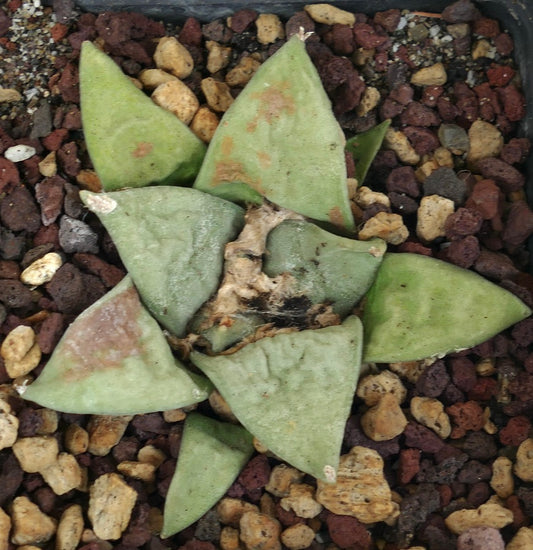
xmin=191 ymin=315 xmax=363 ymax=482
xmin=363 ymin=253 xmax=532 ymax=363
xmin=22 ymin=276 xmax=211 ymax=415
xmin=345 ymin=119 xmax=391 ymax=186
xmin=193 ymin=35 xmax=355 ymax=232
xmin=264 ymin=220 xmax=386 ymax=317
xmin=80 ymin=41 xmax=206 ymax=191
xmin=81 ymin=187 xmax=244 ymax=337
xmin=162 ymin=413 xmax=254 ymax=538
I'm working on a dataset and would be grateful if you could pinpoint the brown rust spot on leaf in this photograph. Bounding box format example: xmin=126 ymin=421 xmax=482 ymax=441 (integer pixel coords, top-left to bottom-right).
xmin=132 ymin=142 xmax=153 ymax=158
xmin=213 ymin=160 xmax=264 ymax=194
xmin=257 ymin=151 xmax=272 ymax=169
xmin=221 ymin=136 xmax=234 ymax=156
xmin=61 ymin=285 xmax=144 ymax=381
xmin=247 ymin=81 xmax=296 ymax=133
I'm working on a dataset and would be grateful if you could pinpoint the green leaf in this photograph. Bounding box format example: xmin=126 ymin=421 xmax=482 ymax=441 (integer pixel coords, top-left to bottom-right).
xmin=191 ymin=315 xmax=363 ymax=482
xmin=80 ymin=41 xmax=206 ymax=191
xmin=162 ymin=413 xmax=254 ymax=538
xmin=22 ymin=277 xmax=211 ymax=415
xmin=264 ymin=220 xmax=386 ymax=317
xmin=193 ymin=35 xmax=355 ymax=233
xmin=363 ymin=253 xmax=532 ymax=363
xmin=345 ymin=119 xmax=391 ymax=186
xmin=81 ymin=187 xmax=244 ymax=337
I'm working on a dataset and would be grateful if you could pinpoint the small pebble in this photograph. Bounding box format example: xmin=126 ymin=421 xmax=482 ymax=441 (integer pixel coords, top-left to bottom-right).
xmin=255 ymin=14 xmax=285 ymax=44
xmin=507 ymin=527 xmax=533 ymax=550
xmin=304 ymin=4 xmax=355 ymax=26
xmin=361 ymin=393 xmax=408 ymax=441
xmin=410 ymin=397 xmax=451 ymax=438
xmin=514 ymin=438 xmax=533 ymax=482
xmin=151 ymin=80 xmax=200 ymax=125
xmin=20 ymin=252 xmax=63 ymax=287
xmin=444 ymin=501 xmax=513 ymax=535
xmin=467 ymin=120 xmax=503 ymax=167
xmin=490 ymin=456 xmax=514 ymax=499
xmin=358 ymin=211 xmax=409 ymax=245
xmin=239 ymin=511 xmax=281 ymax=550
xmin=153 ymin=36 xmax=194 ymax=79
xmin=416 ymin=195 xmax=455 ymax=243
xmin=457 ymin=526 xmax=504 ymax=550
xmin=58 ymin=215 xmax=99 ymax=254
xmin=356 ymin=369 xmax=406 ymax=406
xmin=410 ymin=62 xmax=447 ymax=86
xmin=4 ymin=144 xmax=36 ymax=162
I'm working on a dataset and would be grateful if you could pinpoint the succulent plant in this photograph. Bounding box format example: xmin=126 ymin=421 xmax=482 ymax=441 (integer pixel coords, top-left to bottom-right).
xmin=19 ymin=35 xmax=531 ymax=538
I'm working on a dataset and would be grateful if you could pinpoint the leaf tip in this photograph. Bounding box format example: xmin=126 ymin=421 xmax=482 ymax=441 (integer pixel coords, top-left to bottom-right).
xmin=323 ymin=464 xmax=336 ymax=483
xmin=82 ymin=191 xmax=117 ymax=215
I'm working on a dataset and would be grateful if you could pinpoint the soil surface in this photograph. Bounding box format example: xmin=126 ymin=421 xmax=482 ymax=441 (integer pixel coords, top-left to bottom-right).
xmin=0 ymin=0 xmax=532 ymax=549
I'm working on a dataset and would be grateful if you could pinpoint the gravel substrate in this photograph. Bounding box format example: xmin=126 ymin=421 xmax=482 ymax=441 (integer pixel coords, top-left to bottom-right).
xmin=0 ymin=0 xmax=533 ymax=549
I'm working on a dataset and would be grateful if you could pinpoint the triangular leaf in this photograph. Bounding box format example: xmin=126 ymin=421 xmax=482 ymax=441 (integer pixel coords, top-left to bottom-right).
xmin=363 ymin=253 xmax=532 ymax=362
xmin=345 ymin=119 xmax=391 ymax=186
xmin=191 ymin=315 xmax=363 ymax=482
xmin=80 ymin=41 xmax=205 ymax=191
xmin=81 ymin=187 xmax=244 ymax=337
xmin=193 ymin=35 xmax=355 ymax=232
xmin=162 ymin=413 xmax=254 ymax=538
xmin=264 ymin=220 xmax=386 ymax=317
xmin=23 ymin=277 xmax=211 ymax=414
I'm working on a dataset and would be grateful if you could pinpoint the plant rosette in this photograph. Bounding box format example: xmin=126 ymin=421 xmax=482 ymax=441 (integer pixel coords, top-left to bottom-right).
xmin=18 ymin=33 xmax=531 ymax=538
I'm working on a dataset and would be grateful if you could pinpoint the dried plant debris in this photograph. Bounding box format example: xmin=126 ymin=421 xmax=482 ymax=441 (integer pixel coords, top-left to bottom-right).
xmin=1 ymin=0 xmax=533 ymax=549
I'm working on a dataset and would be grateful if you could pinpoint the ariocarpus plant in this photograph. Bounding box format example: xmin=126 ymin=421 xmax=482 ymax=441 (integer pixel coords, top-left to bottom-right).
xmin=18 ymin=34 xmax=530 ymax=537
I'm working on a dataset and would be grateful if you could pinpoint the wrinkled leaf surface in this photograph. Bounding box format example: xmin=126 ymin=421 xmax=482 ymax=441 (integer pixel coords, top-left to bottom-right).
xmin=23 ymin=277 xmax=211 ymax=414
xmin=162 ymin=413 xmax=254 ymax=537
xmin=363 ymin=253 xmax=532 ymax=362
xmin=345 ymin=119 xmax=391 ymax=186
xmin=80 ymin=41 xmax=205 ymax=191
xmin=191 ymin=315 xmax=363 ymax=482
xmin=193 ymin=35 xmax=354 ymax=232
xmin=264 ymin=220 xmax=386 ymax=317
xmin=81 ymin=187 xmax=244 ymax=337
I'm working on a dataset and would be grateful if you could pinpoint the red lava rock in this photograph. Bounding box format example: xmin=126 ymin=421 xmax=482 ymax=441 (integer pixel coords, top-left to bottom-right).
xmin=474 ymin=249 xmax=519 ymax=281
xmin=442 ymin=0 xmax=480 ymax=23
xmin=486 ymin=64 xmax=515 ymax=87
xmin=423 ymin=167 xmax=467 ymax=205
xmin=400 ymin=102 xmax=440 ymax=127
xmin=498 ymin=84 xmax=526 ymax=122
xmin=463 ymin=431 xmax=498 ymax=460
xmin=285 ymin=11 xmax=315 ymax=38
xmin=0 ymin=453 xmax=24 ymax=507
xmin=0 ymin=186 xmax=41 ymax=233
xmin=499 ymin=415 xmax=531 ymax=446
xmin=404 ymin=422 xmax=445 ymax=453
xmin=57 ymin=141 xmax=81 ymax=177
xmin=473 ymin=82 xmax=501 ymax=121
xmin=494 ymin=32 xmax=514 ymax=55
xmin=445 ymin=235 xmax=480 ymax=268
xmin=236 ymin=454 xmax=270 ymax=493
xmin=62 ymin=106 xmax=82 ymax=130
xmin=323 ymin=24 xmax=355 ymax=56
xmin=17 ymin=406 xmax=45 ymax=437
xmin=403 ymin=126 xmax=440 ymax=156
xmin=397 ymin=240 xmax=433 ymax=256
xmin=22 ymin=155 xmax=42 ymax=185
xmin=472 ymin=17 xmax=500 ymax=37
xmin=326 ymin=513 xmax=371 ymax=550
xmin=46 ymin=263 xmax=106 ymax=315
xmin=421 ymin=85 xmax=444 ymax=107
xmin=466 ymin=482 xmax=491 ymax=507
xmin=72 ymin=253 xmax=125 ymax=288
xmin=57 ymin=62 xmax=79 ymax=103
xmin=374 ymin=9 xmax=401 ymax=33
xmin=454 ymin=81 xmax=478 ymax=122
xmin=500 ymin=137 xmax=531 ymax=165
xmin=0 ymin=260 xmax=20 ymax=279
xmin=398 ymin=448 xmax=421 ymax=484
xmin=227 ymin=8 xmax=257 ymax=32
xmin=0 ymin=279 xmax=33 ymax=310
xmin=509 ymin=371 xmax=533 ymax=401
xmin=386 ymin=166 xmax=419 ymax=197
xmin=0 ymin=9 xmax=11 ymax=36
xmin=437 ymin=95 xmax=461 ymax=121
xmin=352 ymin=22 xmax=387 ymax=49
xmin=389 ymin=192 xmax=419 ymax=216
xmin=506 ymin=495 xmax=528 ymax=529
xmin=389 ymin=83 xmax=414 ymax=105
xmin=458 ymin=460 xmax=492 ymax=483
xmin=477 ymin=157 xmax=525 ymax=192
xmin=380 ymin=98 xmax=405 ymax=120
xmin=35 ymin=176 xmax=66 ymax=226
xmin=449 ymin=357 xmax=477 ymax=392
xmin=446 ymin=401 xmax=485 ymax=438
xmin=511 ymin=318 xmax=533 ymax=347
xmin=178 ymin=17 xmax=203 ymax=47
xmin=274 ymin=502 xmax=305 ymax=527
xmin=445 ymin=208 xmax=483 ymax=240
xmin=465 ymin=179 xmax=502 ymax=220
xmin=42 ymin=128 xmax=69 ymax=151
xmin=33 ymin=223 xmax=60 ymax=249
xmin=502 ymin=200 xmax=533 ymax=247
xmin=37 ymin=312 xmax=65 ymax=354
xmin=439 ymin=484 xmax=453 ymax=507
xmin=416 ymin=360 xmax=450 ymax=398
xmin=0 ymin=157 xmax=20 ymax=193
xmin=331 ymin=70 xmax=365 ymax=115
